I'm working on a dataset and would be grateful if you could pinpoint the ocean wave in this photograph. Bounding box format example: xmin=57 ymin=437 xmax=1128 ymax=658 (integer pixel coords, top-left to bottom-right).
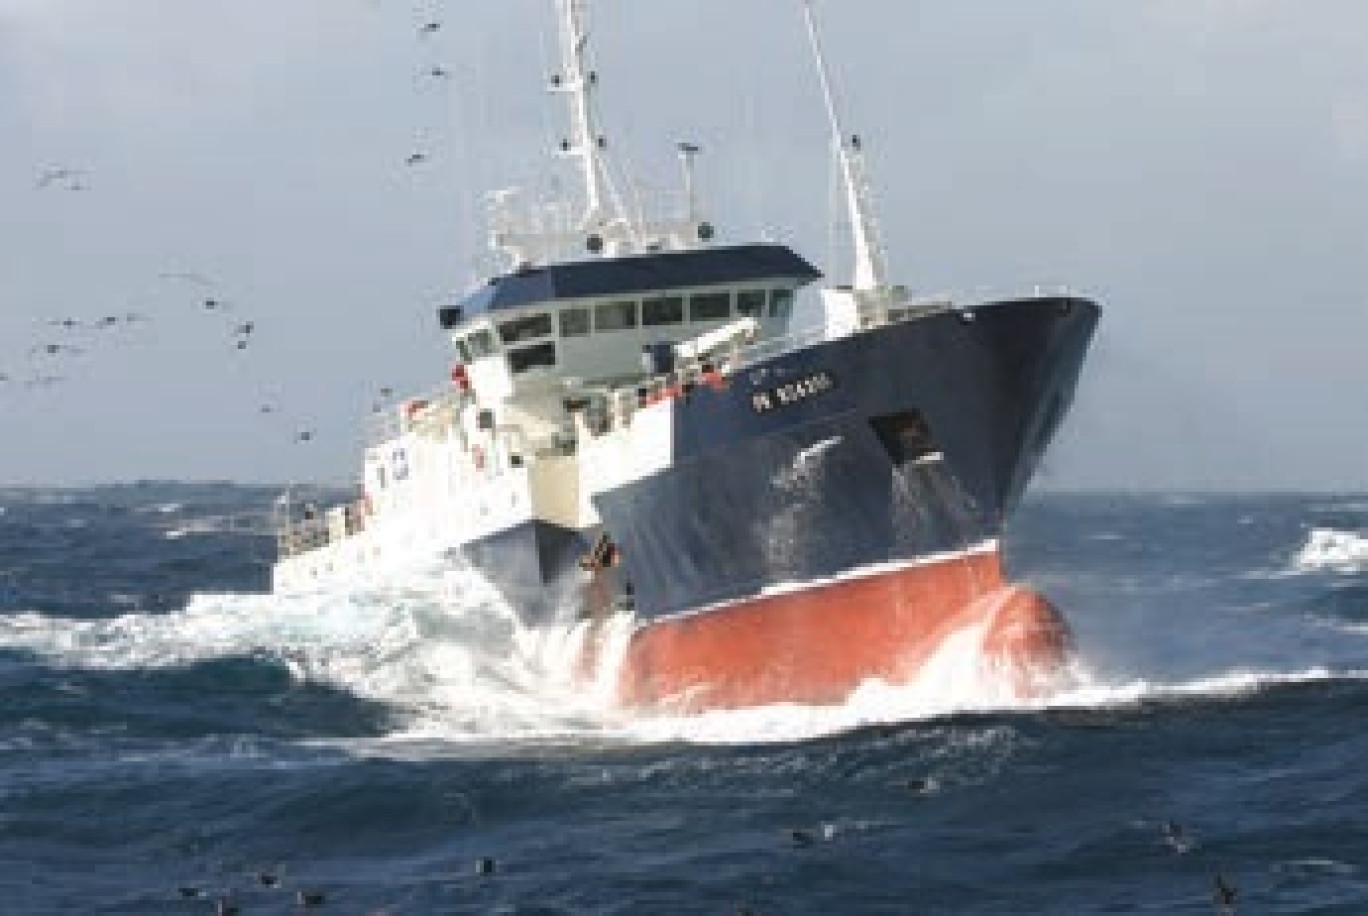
xmin=1040 ymin=665 xmax=1368 ymax=711
xmin=0 ymin=565 xmax=634 ymax=745
xmin=4 ymin=554 xmax=1365 ymax=754
xmin=1294 ymin=527 xmax=1368 ymax=573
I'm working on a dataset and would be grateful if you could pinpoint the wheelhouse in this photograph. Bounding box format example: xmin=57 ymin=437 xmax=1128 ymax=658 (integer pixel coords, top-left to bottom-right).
xmin=439 ymin=243 xmax=820 ymax=392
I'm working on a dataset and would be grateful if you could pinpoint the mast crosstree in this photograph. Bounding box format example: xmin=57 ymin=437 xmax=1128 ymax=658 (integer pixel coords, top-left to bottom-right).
xmin=801 ymin=0 xmax=892 ymax=293
xmin=490 ymin=0 xmax=717 ymax=268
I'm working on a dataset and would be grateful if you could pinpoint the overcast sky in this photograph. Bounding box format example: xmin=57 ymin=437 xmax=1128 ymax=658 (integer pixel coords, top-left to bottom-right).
xmin=2 ymin=0 xmax=1366 ymax=490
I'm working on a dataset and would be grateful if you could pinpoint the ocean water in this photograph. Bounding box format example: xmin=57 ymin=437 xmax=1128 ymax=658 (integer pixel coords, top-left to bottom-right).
xmin=2 ymin=485 xmax=1368 ymax=914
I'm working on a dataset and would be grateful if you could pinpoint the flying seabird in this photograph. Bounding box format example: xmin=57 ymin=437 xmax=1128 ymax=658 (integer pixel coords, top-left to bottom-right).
xmin=1161 ymin=820 xmax=1191 ymax=854
xmin=36 ymin=167 xmax=74 ymax=187
xmin=419 ymin=21 xmax=441 ymax=36
xmin=158 ymin=270 xmax=215 ymax=287
xmin=1213 ymin=873 xmax=1237 ymax=912
xmin=29 ymin=342 xmax=83 ymax=357
xmin=406 ymin=152 xmax=429 ymax=166
xmin=35 ymin=167 xmax=87 ymax=190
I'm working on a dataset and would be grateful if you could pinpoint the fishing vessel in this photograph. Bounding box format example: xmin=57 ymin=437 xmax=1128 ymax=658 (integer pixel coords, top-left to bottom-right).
xmin=272 ymin=0 xmax=1100 ymax=712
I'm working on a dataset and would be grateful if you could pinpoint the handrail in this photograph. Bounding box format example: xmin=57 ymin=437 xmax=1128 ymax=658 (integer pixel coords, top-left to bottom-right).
xmin=275 ymin=497 xmax=369 ymax=559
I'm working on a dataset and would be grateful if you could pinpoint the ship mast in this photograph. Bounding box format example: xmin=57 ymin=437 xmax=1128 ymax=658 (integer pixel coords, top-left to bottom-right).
xmin=552 ymin=0 xmax=628 ymax=237
xmin=489 ymin=0 xmax=714 ymax=267
xmin=800 ymin=0 xmax=891 ymax=292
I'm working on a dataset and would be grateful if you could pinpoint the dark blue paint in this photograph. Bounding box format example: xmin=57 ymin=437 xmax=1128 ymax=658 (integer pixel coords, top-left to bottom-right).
xmin=599 ymin=296 xmax=1099 ymax=618
xmin=452 ymin=244 xmax=821 ymax=319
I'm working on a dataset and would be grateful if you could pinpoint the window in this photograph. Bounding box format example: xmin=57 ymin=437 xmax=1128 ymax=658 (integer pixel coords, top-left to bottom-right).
xmin=452 ymin=337 xmax=473 ymax=363
xmin=643 ymin=295 xmax=684 ymax=326
xmin=736 ymin=289 xmax=766 ymax=318
xmin=769 ymin=288 xmax=795 ymax=319
xmin=595 ymin=300 xmax=637 ymax=331
xmin=560 ymin=307 xmax=590 ymax=337
xmin=467 ymin=328 xmax=497 ymax=358
xmin=498 ymin=313 xmax=553 ymax=344
xmin=689 ymin=291 xmax=731 ymax=322
xmin=508 ymin=341 xmax=557 ymax=375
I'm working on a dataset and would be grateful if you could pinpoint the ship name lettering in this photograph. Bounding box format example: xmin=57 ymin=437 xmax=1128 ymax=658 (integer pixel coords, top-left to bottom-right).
xmin=751 ymin=371 xmax=836 ymax=414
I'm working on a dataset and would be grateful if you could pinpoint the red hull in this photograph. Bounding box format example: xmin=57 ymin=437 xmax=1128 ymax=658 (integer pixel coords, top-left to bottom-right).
xmin=613 ymin=548 xmax=1070 ymax=713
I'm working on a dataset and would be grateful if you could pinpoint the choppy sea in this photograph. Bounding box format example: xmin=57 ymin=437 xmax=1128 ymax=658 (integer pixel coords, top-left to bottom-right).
xmin=2 ymin=485 xmax=1368 ymax=914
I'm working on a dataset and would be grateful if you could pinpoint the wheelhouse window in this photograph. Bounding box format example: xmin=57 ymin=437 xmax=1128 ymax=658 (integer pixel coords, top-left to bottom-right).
xmin=452 ymin=336 xmax=473 ymax=363
xmin=689 ymin=291 xmax=731 ymax=322
xmin=642 ymin=295 xmax=684 ymax=326
xmin=467 ymin=328 xmax=497 ymax=358
xmin=768 ymin=288 xmax=795 ymax=319
xmin=595 ymin=300 xmax=637 ymax=331
xmin=508 ymin=341 xmax=557 ymax=375
xmin=499 ymin=313 xmax=553 ymax=345
xmin=736 ymin=289 xmax=766 ymax=318
xmin=559 ymin=307 xmax=591 ymax=338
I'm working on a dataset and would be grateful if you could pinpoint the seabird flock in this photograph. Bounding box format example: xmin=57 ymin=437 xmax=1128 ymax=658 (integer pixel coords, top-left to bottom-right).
xmin=8 ymin=2 xmax=459 ymax=452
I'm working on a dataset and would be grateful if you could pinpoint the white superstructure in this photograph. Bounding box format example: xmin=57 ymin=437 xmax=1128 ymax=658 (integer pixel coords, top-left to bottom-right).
xmin=271 ymin=0 xmax=945 ymax=596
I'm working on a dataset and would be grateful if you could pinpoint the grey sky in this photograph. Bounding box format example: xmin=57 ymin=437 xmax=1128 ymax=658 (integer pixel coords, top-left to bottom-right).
xmin=2 ymin=0 xmax=1366 ymax=490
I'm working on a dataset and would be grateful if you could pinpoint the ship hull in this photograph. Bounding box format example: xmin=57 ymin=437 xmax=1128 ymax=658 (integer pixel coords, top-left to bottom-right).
xmin=614 ymin=545 xmax=1070 ymax=712
xmin=595 ymin=296 xmax=1098 ymax=622
xmin=277 ymin=296 xmax=1098 ymax=711
xmin=464 ymin=295 xmax=1099 ymax=709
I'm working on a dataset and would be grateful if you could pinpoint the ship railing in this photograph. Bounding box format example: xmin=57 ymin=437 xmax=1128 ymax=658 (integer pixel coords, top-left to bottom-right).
xmin=274 ymin=494 xmax=370 ymax=560
xmin=366 ymin=387 xmax=467 ymax=447
xmin=277 ymin=517 xmax=330 ymax=559
xmin=723 ymin=324 xmax=829 ymax=371
xmin=488 ymin=183 xmax=709 ymax=265
xmin=601 ymin=304 xmax=963 ymax=420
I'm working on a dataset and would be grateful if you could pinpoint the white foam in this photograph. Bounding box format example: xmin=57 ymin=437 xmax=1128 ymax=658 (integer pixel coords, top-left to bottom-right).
xmin=1294 ymin=527 xmax=1368 ymax=573
xmin=0 ymin=564 xmax=629 ymax=744
xmin=2 ymin=564 xmax=1363 ymax=753
xmin=623 ymin=621 xmax=1047 ymax=746
xmin=1040 ymin=664 xmax=1365 ymax=711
